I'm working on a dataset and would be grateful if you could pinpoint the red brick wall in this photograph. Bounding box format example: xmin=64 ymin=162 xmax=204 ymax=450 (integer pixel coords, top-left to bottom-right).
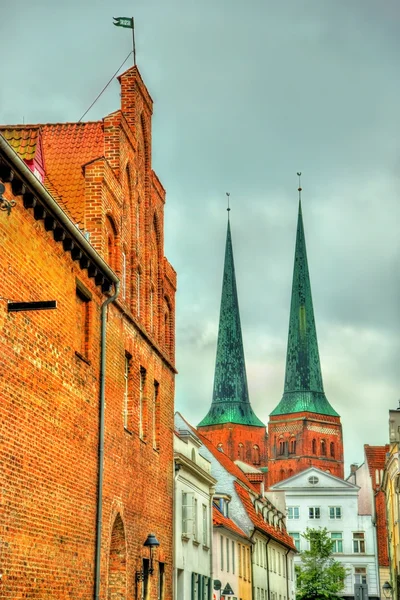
xmin=267 ymin=412 xmax=344 ymax=486
xmin=0 ymin=66 xmax=175 ymax=600
xmin=199 ymin=422 xmax=268 ymax=468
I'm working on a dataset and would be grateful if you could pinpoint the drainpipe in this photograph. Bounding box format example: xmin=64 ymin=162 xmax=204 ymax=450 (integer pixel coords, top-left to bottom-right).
xmin=285 ymin=548 xmax=291 ymax=600
xmin=209 ymin=488 xmax=214 ymax=600
xmin=95 ymin=282 xmax=120 ymax=600
xmin=266 ymin=538 xmax=271 ymax=600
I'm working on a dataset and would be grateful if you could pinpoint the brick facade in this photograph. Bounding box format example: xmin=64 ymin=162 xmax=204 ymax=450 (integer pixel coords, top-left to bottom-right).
xmin=267 ymin=411 xmax=344 ymax=486
xmin=0 ymin=66 xmax=176 ymax=600
xmin=198 ymin=422 xmax=268 ymax=470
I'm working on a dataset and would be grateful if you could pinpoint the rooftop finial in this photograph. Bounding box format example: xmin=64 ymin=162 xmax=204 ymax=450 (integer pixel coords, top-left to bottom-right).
xmin=226 ymin=192 xmax=231 ymax=218
xmin=297 ymin=172 xmax=302 ymax=202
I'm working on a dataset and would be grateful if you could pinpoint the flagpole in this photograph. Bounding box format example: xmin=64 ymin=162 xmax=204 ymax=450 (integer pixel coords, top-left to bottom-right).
xmin=132 ymin=17 xmax=136 ymax=66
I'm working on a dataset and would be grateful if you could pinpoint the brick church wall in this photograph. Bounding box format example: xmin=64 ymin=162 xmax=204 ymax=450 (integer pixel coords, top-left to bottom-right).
xmin=0 ymin=66 xmax=175 ymax=600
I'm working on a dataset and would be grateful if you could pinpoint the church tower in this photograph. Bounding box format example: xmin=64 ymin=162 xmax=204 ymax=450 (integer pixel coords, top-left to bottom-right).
xmin=267 ymin=195 xmax=344 ymax=486
xmin=198 ymin=213 xmax=267 ymax=470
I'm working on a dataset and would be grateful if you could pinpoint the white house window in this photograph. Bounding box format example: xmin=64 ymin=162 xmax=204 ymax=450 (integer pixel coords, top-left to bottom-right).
xmin=232 ymin=540 xmax=235 ymax=574
xmin=309 ymin=507 xmax=320 ymax=519
xmin=330 ymin=532 xmax=343 ymax=553
xmin=182 ymin=492 xmax=194 ymax=536
xmin=220 ymin=535 xmax=224 ymax=570
xmin=308 ymin=475 xmax=319 ymax=484
xmin=289 ymin=533 xmax=300 ymax=551
xmin=353 ymin=532 xmax=366 ymax=553
xmin=329 ymin=507 xmax=342 ymax=519
xmin=202 ymin=504 xmax=208 ymax=546
xmin=355 ymin=567 xmax=367 ymax=585
xmin=288 ymin=506 xmax=300 ymax=520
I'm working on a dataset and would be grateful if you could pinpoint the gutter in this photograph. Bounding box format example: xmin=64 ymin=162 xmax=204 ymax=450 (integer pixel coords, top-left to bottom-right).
xmin=94 ymin=281 xmax=120 ymax=599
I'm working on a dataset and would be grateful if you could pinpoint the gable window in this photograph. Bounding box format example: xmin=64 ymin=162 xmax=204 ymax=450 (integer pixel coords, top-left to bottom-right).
xmin=329 ymin=506 xmax=342 ymax=519
xmin=288 ymin=506 xmax=299 ymax=520
xmin=309 ymin=507 xmax=320 ymax=519
xmin=353 ymin=532 xmax=365 ymax=553
xmin=330 ymin=532 xmax=343 ymax=553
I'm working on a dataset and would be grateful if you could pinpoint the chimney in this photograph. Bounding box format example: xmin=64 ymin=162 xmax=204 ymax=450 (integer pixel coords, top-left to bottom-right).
xmin=350 ymin=464 xmax=358 ymax=474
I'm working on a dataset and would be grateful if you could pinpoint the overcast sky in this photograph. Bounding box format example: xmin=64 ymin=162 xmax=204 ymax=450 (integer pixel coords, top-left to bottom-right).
xmin=1 ymin=0 xmax=399 ymax=472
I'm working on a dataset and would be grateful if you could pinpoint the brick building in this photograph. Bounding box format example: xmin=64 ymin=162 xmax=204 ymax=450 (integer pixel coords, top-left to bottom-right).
xmin=197 ymin=215 xmax=268 ymax=472
xmin=267 ymin=200 xmax=344 ymax=486
xmin=0 ymin=65 xmax=176 ymax=599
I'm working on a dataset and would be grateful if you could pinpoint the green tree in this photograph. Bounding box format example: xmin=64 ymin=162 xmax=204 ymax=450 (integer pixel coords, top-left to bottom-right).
xmin=295 ymin=528 xmax=348 ymax=600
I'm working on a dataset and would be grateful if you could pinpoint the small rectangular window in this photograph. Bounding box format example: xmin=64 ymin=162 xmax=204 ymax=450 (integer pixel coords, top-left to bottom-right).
xmin=289 ymin=532 xmax=300 ymax=552
xmin=353 ymin=532 xmax=365 ymax=553
xmin=288 ymin=506 xmax=300 ymax=519
xmin=194 ymin=498 xmax=198 ymax=541
xmin=309 ymin=507 xmax=320 ymax=519
xmin=329 ymin=506 xmax=342 ymax=519
xmin=331 ymin=532 xmax=343 ymax=553
xmin=232 ymin=540 xmax=235 ymax=574
xmin=220 ymin=535 xmax=224 ymax=571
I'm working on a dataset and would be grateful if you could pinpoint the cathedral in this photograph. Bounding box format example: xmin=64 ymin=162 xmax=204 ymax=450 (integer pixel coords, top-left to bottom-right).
xmin=197 ymin=195 xmax=344 ymax=488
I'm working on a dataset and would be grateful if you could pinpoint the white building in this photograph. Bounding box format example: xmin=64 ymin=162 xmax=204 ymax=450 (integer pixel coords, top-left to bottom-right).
xmin=271 ymin=467 xmax=380 ymax=600
xmin=174 ymin=424 xmax=216 ymax=599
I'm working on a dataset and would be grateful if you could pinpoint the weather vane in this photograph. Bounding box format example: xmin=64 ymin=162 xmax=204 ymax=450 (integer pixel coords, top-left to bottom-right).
xmin=297 ymin=172 xmax=302 ymax=201
xmin=226 ymin=192 xmax=230 ymax=215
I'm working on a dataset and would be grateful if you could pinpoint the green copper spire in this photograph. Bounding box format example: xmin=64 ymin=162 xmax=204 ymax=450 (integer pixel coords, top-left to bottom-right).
xmin=198 ymin=216 xmax=264 ymax=427
xmin=271 ymin=200 xmax=339 ymax=417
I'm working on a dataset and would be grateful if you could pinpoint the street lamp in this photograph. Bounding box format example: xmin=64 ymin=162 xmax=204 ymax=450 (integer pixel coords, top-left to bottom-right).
xmin=383 ymin=581 xmax=392 ymax=598
xmin=136 ymin=533 xmax=160 ymax=581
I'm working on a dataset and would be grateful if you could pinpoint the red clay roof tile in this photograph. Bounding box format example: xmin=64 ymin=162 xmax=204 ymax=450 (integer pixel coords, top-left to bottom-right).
xmin=213 ymin=506 xmax=248 ymax=539
xmin=234 ymin=482 xmax=297 ymax=552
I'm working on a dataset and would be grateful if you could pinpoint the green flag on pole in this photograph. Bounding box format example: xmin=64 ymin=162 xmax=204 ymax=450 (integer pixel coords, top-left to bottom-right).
xmin=113 ymin=16 xmax=133 ymax=29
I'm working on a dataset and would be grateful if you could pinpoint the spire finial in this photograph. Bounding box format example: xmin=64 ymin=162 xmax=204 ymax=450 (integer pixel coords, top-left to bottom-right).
xmin=297 ymin=172 xmax=302 ymax=202
xmin=226 ymin=192 xmax=230 ymax=218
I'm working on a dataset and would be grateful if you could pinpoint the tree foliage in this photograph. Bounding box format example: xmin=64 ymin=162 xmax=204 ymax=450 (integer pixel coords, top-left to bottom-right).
xmin=295 ymin=528 xmax=348 ymax=600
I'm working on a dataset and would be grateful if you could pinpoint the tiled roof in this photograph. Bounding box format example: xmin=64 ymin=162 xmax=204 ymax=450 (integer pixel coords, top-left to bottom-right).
xmin=195 ymin=428 xmax=259 ymax=494
xmin=213 ymin=506 xmax=248 ymax=539
xmin=234 ymin=482 xmax=297 ymax=552
xmin=364 ymin=444 xmax=390 ymax=490
xmin=1 ymin=122 xmax=104 ymax=224
xmin=0 ymin=126 xmax=40 ymax=160
xmin=41 ymin=122 xmax=104 ymax=223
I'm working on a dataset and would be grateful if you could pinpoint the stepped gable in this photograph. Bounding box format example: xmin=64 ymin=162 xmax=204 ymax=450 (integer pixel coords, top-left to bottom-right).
xmin=364 ymin=445 xmax=389 ymax=490
xmin=213 ymin=505 xmax=248 ymax=539
xmin=234 ymin=482 xmax=297 ymax=551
